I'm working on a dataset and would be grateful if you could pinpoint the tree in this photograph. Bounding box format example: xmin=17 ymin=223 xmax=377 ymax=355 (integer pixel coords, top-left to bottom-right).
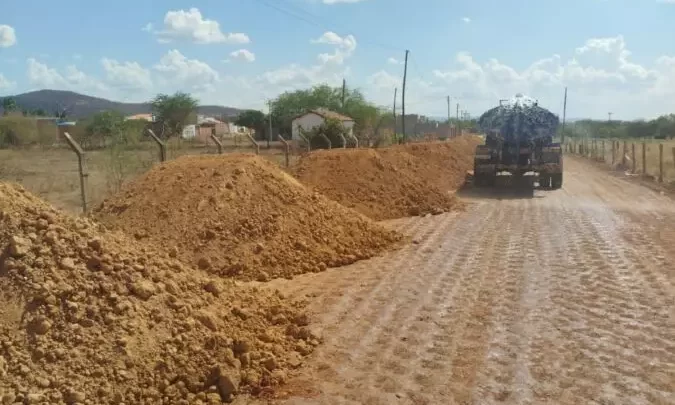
xmin=151 ymin=92 xmax=199 ymax=138
xmin=86 ymin=111 xmax=127 ymax=140
xmin=2 ymin=97 xmax=17 ymax=116
xmin=234 ymin=110 xmax=267 ymax=140
xmin=270 ymin=84 xmax=383 ymax=140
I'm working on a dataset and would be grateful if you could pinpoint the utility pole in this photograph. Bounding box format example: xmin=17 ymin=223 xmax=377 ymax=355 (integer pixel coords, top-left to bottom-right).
xmin=456 ymin=103 xmax=461 ymax=135
xmin=447 ymin=96 xmax=451 ymax=123
xmin=267 ymin=100 xmax=273 ymax=148
xmin=341 ymin=78 xmax=346 ymax=109
xmin=562 ymin=87 xmax=568 ymax=144
xmin=401 ymin=50 xmax=409 ymax=144
xmin=393 ymin=88 xmax=398 ymax=134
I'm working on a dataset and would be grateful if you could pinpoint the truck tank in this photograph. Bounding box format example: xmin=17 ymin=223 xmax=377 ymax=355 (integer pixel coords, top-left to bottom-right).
xmin=473 ymin=94 xmax=563 ymax=190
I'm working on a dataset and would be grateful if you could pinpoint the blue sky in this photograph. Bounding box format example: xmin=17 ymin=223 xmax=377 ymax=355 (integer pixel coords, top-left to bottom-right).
xmin=1 ymin=0 xmax=675 ymax=119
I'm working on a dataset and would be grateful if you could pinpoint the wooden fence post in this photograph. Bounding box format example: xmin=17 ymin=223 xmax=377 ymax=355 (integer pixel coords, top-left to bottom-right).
xmin=611 ymin=141 xmax=616 ymax=166
xmin=623 ymin=141 xmax=627 ymax=167
xmin=298 ymin=132 xmax=311 ymax=153
xmin=146 ymin=129 xmax=167 ymax=162
xmin=642 ymin=141 xmax=647 ymax=175
xmin=659 ymin=143 xmax=664 ymax=183
xmin=349 ymin=133 xmax=359 ymax=148
xmin=62 ymin=132 xmax=88 ymax=214
xmin=318 ymin=133 xmax=332 ymax=149
xmin=245 ymin=132 xmax=260 ymax=155
xmin=210 ymin=133 xmax=223 ymax=154
xmin=601 ymin=140 xmax=605 ymax=162
xmin=631 ymin=143 xmax=636 ymax=173
xmin=278 ymin=134 xmax=291 ymax=168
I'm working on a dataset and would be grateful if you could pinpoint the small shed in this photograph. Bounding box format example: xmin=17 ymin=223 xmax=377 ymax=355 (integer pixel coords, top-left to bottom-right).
xmin=291 ymin=108 xmax=354 ymax=141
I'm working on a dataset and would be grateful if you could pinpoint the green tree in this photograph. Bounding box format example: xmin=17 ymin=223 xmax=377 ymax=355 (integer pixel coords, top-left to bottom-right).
xmin=271 ymin=84 xmax=383 ymax=140
xmin=2 ymin=97 xmax=17 ymax=116
xmin=86 ymin=111 xmax=127 ymax=140
xmin=234 ymin=109 xmax=267 ymax=140
xmin=151 ymin=92 xmax=199 ymax=138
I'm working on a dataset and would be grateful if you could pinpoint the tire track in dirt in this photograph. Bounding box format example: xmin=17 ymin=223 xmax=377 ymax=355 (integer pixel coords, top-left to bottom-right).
xmin=534 ymin=198 xmax=675 ymax=404
xmin=471 ymin=199 xmax=556 ymax=405
xmin=318 ymin=209 xmax=498 ymax=404
xmin=264 ymin=156 xmax=674 ymax=405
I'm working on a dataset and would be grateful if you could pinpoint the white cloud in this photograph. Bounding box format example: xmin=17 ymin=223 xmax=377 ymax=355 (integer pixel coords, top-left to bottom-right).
xmin=0 ymin=73 xmax=15 ymax=90
xmin=0 ymin=25 xmax=17 ymax=48
xmin=142 ymin=23 xmax=153 ymax=32
xmin=368 ymin=70 xmax=400 ymax=89
xmin=64 ymin=65 xmax=108 ymax=93
xmin=230 ymin=49 xmax=256 ymax=63
xmin=387 ymin=57 xmax=403 ymax=65
xmin=312 ymin=31 xmax=357 ymax=65
xmin=27 ymin=59 xmax=68 ymax=87
xmin=154 ymin=8 xmax=250 ymax=44
xmin=462 ymin=17 xmax=471 ymax=23
xmin=154 ymin=50 xmax=220 ymax=91
xmin=26 ymin=59 xmax=107 ymax=94
xmin=425 ymin=36 xmax=675 ymax=119
xmin=102 ymin=58 xmax=153 ymax=91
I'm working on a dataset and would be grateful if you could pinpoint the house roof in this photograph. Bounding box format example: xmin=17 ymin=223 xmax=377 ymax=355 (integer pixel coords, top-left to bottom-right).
xmin=294 ymin=108 xmax=354 ymax=122
xmin=197 ymin=115 xmax=225 ymax=126
xmin=125 ymin=113 xmax=154 ymax=122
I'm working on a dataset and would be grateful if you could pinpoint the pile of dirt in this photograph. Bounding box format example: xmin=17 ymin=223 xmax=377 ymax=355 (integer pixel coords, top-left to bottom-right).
xmin=0 ymin=182 xmax=320 ymax=404
xmin=379 ymin=136 xmax=482 ymax=192
xmin=94 ymin=154 xmax=401 ymax=281
xmin=292 ymin=148 xmax=463 ymax=221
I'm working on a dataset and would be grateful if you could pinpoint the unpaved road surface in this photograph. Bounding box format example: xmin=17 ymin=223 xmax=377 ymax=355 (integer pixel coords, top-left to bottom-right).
xmin=266 ymin=156 xmax=675 ymax=405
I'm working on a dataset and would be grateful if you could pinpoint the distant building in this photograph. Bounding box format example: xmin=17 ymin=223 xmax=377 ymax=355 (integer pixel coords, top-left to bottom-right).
xmin=182 ymin=125 xmax=197 ymax=139
xmin=291 ymin=109 xmax=354 ymax=141
xmin=125 ymin=113 xmax=154 ymax=122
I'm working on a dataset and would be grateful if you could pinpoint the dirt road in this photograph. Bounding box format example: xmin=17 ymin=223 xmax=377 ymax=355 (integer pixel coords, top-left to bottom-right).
xmin=265 ymin=156 xmax=675 ymax=405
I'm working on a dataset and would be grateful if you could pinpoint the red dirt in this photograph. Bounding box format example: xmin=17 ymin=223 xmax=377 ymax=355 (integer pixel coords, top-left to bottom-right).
xmin=94 ymin=154 xmax=402 ymax=282
xmin=0 ymin=182 xmax=318 ymax=404
xmin=380 ymin=136 xmax=482 ymax=192
xmin=291 ymin=137 xmax=481 ymax=221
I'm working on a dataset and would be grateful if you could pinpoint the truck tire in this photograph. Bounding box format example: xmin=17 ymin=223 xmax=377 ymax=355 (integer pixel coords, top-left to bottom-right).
xmin=474 ymin=173 xmax=485 ymax=187
xmin=539 ymin=175 xmax=551 ymax=189
xmin=552 ymin=174 xmax=563 ymax=189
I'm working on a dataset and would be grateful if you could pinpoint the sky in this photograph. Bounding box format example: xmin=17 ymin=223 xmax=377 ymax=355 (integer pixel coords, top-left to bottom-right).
xmin=1 ymin=0 xmax=675 ymax=120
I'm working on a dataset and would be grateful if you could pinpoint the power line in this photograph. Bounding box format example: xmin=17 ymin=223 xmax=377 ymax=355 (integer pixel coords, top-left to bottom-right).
xmin=250 ymin=0 xmax=402 ymax=52
xmin=408 ymin=53 xmax=433 ymax=84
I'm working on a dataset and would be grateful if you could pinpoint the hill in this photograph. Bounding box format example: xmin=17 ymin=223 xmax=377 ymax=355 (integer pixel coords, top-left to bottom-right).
xmin=0 ymin=90 xmax=243 ymax=119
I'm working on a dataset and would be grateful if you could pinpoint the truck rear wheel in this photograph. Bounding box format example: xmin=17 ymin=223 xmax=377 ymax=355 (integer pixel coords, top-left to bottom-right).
xmin=539 ymin=175 xmax=551 ymax=189
xmin=552 ymin=174 xmax=563 ymax=189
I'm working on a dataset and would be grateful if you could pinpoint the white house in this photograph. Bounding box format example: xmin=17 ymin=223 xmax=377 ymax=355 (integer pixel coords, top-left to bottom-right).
xmin=291 ymin=108 xmax=355 ymax=141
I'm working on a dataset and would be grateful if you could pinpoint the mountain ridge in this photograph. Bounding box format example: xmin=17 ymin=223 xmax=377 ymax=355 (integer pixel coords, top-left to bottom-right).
xmin=0 ymin=90 xmax=244 ymax=119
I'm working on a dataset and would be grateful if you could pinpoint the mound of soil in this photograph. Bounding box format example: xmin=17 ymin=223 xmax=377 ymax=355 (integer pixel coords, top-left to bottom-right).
xmin=94 ymin=155 xmax=401 ymax=281
xmin=380 ymin=136 xmax=482 ymax=192
xmin=292 ymin=148 xmax=462 ymax=221
xmin=0 ymin=182 xmax=319 ymax=404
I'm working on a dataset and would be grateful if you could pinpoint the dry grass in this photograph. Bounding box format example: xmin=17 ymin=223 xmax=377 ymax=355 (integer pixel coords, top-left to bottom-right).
xmin=571 ymin=138 xmax=675 ymax=184
xmin=0 ymin=140 xmax=297 ymax=214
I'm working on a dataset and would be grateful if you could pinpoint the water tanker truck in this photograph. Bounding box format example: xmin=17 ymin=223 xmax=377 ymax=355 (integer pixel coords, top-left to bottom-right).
xmin=473 ymin=94 xmax=563 ymax=189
